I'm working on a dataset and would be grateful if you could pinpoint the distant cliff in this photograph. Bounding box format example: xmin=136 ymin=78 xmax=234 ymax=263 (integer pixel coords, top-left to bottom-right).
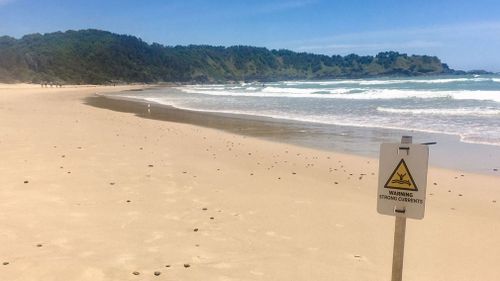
xmin=0 ymin=29 xmax=458 ymax=84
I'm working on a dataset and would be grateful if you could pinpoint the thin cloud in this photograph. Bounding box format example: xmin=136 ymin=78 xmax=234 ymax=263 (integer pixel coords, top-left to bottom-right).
xmin=298 ymin=41 xmax=443 ymax=53
xmin=257 ymin=0 xmax=318 ymax=13
xmin=0 ymin=0 xmax=14 ymax=5
xmin=291 ymin=21 xmax=500 ymax=46
xmin=282 ymin=21 xmax=500 ymax=55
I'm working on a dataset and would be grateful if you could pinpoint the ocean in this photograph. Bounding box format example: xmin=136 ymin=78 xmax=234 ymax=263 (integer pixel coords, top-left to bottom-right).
xmin=113 ymin=75 xmax=500 ymax=173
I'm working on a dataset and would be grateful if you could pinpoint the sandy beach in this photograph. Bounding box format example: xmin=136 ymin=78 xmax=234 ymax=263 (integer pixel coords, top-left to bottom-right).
xmin=1 ymin=84 xmax=500 ymax=281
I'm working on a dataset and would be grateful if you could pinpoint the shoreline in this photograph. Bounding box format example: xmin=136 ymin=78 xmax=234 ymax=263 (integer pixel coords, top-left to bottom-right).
xmin=89 ymin=90 xmax=500 ymax=176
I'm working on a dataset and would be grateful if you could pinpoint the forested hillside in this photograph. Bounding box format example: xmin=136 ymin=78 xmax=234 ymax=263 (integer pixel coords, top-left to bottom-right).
xmin=0 ymin=29 xmax=455 ymax=84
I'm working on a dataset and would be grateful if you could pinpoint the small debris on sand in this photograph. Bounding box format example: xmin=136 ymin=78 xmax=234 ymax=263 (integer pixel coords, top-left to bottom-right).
xmin=154 ymin=271 xmax=161 ymax=276
xmin=148 ymin=164 xmax=154 ymax=167
xmin=2 ymin=262 xmax=9 ymax=265
xmin=24 ymin=180 xmax=29 ymax=184
xmin=193 ymin=228 xmax=199 ymax=232
xmin=202 ymin=207 xmax=208 ymax=211
xmin=132 ymin=271 xmax=140 ymax=275
xmin=165 ymin=265 xmax=171 ymax=268
xmin=36 ymin=244 xmax=43 ymax=247
xmin=184 ymin=264 xmax=191 ymax=268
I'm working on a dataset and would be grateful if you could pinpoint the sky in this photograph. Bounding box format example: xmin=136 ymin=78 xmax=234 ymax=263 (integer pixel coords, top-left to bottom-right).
xmin=1 ymin=0 xmax=500 ymax=71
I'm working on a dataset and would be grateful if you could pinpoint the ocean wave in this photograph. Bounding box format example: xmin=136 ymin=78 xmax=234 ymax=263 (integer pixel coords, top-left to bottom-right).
xmin=282 ymin=77 xmax=494 ymax=86
xmin=178 ymin=86 xmax=358 ymax=97
xmin=128 ymin=96 xmax=500 ymax=147
xmin=179 ymin=86 xmax=500 ymax=102
xmin=377 ymin=107 xmax=500 ymax=116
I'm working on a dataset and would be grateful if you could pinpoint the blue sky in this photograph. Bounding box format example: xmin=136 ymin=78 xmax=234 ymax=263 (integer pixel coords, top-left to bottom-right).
xmin=1 ymin=0 xmax=500 ymax=71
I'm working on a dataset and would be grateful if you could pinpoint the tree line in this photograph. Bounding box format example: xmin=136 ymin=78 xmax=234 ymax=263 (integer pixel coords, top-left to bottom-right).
xmin=0 ymin=29 xmax=457 ymax=84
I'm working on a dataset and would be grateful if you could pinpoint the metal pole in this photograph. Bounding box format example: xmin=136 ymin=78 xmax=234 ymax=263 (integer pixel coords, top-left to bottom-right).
xmin=391 ymin=136 xmax=411 ymax=281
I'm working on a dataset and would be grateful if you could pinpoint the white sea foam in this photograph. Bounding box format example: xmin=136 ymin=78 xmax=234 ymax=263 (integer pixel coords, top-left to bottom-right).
xmin=178 ymin=86 xmax=357 ymax=97
xmin=377 ymin=107 xmax=500 ymax=116
xmin=179 ymin=86 xmax=500 ymax=102
xmin=283 ymin=77 xmax=493 ymax=86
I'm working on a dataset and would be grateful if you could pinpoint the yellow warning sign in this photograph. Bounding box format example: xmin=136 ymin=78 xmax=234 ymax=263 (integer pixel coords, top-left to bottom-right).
xmin=384 ymin=159 xmax=418 ymax=191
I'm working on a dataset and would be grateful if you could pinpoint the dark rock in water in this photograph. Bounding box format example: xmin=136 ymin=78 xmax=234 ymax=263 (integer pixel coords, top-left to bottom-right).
xmin=132 ymin=271 xmax=140 ymax=275
xmin=494 ymin=168 xmax=498 ymax=172
xmin=154 ymin=271 xmax=161 ymax=276
xmin=184 ymin=263 xmax=191 ymax=268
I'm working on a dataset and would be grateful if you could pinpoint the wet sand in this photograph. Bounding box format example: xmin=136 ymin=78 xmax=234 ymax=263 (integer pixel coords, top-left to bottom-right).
xmin=1 ymin=84 xmax=500 ymax=281
xmin=89 ymin=91 xmax=500 ymax=175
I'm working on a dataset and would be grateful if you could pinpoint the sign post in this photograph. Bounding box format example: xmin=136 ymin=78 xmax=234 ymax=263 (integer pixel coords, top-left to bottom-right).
xmin=377 ymin=136 xmax=429 ymax=281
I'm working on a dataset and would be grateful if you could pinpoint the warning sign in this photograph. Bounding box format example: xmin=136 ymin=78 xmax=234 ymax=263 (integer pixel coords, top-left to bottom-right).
xmin=377 ymin=143 xmax=429 ymax=219
xmin=384 ymin=159 xmax=418 ymax=191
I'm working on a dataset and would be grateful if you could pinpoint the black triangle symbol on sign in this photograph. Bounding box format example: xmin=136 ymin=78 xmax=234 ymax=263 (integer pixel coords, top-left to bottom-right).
xmin=384 ymin=159 xmax=418 ymax=191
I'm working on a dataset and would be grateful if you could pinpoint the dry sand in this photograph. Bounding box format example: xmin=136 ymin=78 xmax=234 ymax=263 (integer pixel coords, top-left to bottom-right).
xmin=0 ymin=84 xmax=499 ymax=281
